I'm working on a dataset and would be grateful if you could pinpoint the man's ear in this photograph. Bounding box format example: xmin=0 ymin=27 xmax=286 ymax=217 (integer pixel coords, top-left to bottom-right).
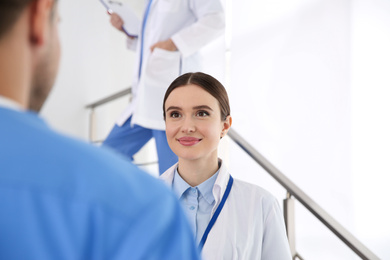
xmin=29 ymin=0 xmax=54 ymax=46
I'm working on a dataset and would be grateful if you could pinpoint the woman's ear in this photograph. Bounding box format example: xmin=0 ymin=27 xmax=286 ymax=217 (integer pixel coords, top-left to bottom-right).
xmin=220 ymin=115 xmax=232 ymax=138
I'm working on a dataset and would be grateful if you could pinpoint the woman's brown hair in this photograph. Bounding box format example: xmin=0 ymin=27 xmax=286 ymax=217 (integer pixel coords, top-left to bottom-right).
xmin=163 ymin=72 xmax=230 ymax=121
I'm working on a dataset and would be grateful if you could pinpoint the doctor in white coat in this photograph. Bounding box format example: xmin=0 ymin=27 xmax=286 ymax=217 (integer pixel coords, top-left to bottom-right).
xmin=103 ymin=0 xmax=225 ymax=174
xmin=160 ymin=72 xmax=292 ymax=259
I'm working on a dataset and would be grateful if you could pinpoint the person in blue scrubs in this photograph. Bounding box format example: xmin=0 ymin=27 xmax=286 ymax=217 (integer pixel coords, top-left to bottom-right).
xmin=160 ymin=72 xmax=292 ymax=259
xmin=0 ymin=1 xmax=199 ymax=259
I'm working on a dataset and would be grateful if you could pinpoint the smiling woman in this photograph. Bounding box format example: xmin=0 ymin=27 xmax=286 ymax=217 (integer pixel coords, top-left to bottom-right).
xmin=160 ymin=72 xmax=292 ymax=260
xmin=164 ymin=83 xmax=230 ymax=180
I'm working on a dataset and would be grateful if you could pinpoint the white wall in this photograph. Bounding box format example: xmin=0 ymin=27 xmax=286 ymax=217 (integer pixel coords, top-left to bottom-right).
xmin=229 ymin=0 xmax=389 ymax=259
xmin=41 ymin=0 xmax=136 ymax=140
xmin=351 ymin=0 xmax=390 ymax=258
xmin=230 ymin=0 xmax=354 ymax=258
xmin=40 ymin=0 xmax=389 ymax=259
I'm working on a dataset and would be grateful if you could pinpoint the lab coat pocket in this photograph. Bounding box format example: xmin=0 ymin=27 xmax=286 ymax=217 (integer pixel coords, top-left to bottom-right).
xmin=144 ymin=47 xmax=181 ymax=91
xmin=141 ymin=48 xmax=181 ymax=124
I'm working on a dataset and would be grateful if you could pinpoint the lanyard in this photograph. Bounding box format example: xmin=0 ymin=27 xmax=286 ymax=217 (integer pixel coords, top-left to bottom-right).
xmin=198 ymin=175 xmax=234 ymax=251
xmin=138 ymin=0 xmax=153 ymax=79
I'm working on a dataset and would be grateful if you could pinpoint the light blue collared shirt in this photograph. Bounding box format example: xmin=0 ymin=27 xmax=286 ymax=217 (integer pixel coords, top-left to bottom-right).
xmin=173 ymin=167 xmax=219 ymax=243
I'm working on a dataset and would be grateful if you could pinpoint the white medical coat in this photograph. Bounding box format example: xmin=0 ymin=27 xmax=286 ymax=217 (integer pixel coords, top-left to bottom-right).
xmin=160 ymin=159 xmax=292 ymax=260
xmin=116 ymin=0 xmax=225 ymax=130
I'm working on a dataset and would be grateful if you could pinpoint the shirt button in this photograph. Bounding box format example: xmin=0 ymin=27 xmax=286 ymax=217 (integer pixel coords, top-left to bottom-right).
xmin=191 ymin=188 xmax=196 ymax=194
xmin=189 ymin=206 xmax=195 ymax=210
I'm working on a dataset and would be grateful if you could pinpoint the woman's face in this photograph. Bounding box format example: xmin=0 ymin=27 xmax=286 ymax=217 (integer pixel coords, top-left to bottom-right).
xmin=164 ymin=84 xmax=231 ymax=162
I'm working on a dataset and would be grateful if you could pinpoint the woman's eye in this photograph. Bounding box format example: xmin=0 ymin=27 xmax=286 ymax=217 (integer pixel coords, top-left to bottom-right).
xmin=196 ymin=111 xmax=209 ymax=117
xmin=170 ymin=112 xmax=181 ymax=118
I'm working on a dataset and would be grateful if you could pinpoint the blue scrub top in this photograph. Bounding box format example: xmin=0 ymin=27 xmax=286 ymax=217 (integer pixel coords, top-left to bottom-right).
xmin=0 ymin=107 xmax=199 ymax=260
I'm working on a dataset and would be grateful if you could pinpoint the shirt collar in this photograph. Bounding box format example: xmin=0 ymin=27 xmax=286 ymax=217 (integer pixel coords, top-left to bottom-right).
xmin=172 ymin=166 xmax=219 ymax=205
xmin=172 ymin=167 xmax=191 ymax=199
xmin=0 ymin=95 xmax=23 ymax=111
xmin=197 ymin=169 xmax=219 ymax=204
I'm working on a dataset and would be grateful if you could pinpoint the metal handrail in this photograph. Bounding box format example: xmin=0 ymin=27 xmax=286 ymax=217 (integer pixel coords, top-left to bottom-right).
xmin=85 ymin=87 xmax=132 ymax=141
xmin=85 ymin=88 xmax=380 ymax=259
xmin=227 ymin=128 xmax=379 ymax=260
xmin=85 ymin=87 xmax=132 ymax=109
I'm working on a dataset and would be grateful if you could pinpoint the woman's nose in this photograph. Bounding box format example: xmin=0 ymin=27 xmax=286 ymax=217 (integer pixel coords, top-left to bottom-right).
xmin=181 ymin=117 xmax=196 ymax=133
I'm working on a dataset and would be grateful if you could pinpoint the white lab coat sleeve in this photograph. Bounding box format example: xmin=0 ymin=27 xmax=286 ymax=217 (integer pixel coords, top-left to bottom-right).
xmin=261 ymin=198 xmax=292 ymax=260
xmin=171 ymin=0 xmax=225 ymax=58
xmin=126 ymin=37 xmax=138 ymax=51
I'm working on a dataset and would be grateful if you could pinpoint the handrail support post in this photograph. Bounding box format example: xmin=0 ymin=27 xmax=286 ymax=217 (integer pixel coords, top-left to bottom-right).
xmin=284 ymin=192 xmax=302 ymax=259
xmin=88 ymin=108 xmax=95 ymax=142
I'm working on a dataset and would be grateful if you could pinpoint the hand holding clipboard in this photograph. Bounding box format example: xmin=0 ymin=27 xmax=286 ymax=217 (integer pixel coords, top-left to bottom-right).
xmin=100 ymin=0 xmax=141 ymax=37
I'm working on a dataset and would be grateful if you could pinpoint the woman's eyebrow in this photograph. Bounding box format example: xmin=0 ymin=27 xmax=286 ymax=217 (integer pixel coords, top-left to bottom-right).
xmin=166 ymin=106 xmax=182 ymax=112
xmin=193 ymin=105 xmax=213 ymax=111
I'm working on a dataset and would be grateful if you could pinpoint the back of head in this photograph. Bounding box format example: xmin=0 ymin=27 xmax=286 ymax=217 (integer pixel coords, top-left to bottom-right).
xmin=0 ymin=0 xmax=32 ymax=40
xmin=0 ymin=0 xmax=60 ymax=112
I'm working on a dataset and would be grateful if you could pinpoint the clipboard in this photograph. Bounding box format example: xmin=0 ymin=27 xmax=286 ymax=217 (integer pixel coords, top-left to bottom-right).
xmin=100 ymin=0 xmax=141 ymax=37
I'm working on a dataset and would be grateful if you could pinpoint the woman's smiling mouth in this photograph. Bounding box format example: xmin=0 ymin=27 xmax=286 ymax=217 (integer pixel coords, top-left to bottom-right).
xmin=177 ymin=137 xmax=202 ymax=146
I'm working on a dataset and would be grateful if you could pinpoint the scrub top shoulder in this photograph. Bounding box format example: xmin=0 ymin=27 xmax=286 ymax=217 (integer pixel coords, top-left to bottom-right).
xmin=0 ymin=107 xmax=199 ymax=260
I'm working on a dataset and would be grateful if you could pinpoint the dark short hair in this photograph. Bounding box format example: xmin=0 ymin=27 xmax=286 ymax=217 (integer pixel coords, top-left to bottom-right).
xmin=163 ymin=72 xmax=230 ymax=121
xmin=0 ymin=0 xmax=57 ymax=39
xmin=0 ymin=0 xmax=34 ymax=38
